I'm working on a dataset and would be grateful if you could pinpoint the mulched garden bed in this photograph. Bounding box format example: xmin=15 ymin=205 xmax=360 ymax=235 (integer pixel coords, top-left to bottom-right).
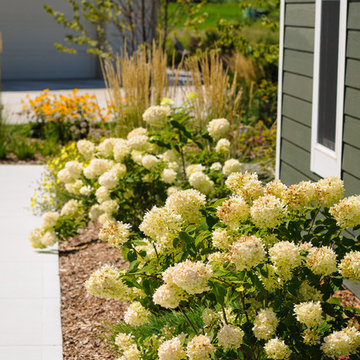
xmin=59 ymin=224 xmax=127 ymax=360
xmin=59 ymin=226 xmax=360 ymax=359
xmin=0 ymin=153 xmax=44 ymax=164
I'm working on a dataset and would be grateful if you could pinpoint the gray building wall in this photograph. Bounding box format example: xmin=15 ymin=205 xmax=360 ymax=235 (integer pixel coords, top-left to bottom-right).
xmin=279 ymin=0 xmax=360 ymax=198
xmin=0 ymin=0 xmax=98 ymax=80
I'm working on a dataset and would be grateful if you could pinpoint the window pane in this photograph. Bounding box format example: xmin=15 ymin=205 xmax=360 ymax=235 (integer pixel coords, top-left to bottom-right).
xmin=317 ymin=0 xmax=340 ymax=150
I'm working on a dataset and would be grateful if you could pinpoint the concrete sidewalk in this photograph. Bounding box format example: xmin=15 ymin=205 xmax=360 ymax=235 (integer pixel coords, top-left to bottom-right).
xmin=0 ymin=165 xmax=62 ymax=360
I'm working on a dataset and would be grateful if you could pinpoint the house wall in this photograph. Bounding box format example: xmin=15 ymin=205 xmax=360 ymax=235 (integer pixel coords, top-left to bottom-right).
xmin=278 ymin=0 xmax=321 ymax=185
xmin=0 ymin=0 xmax=97 ymax=80
xmin=278 ymin=0 xmax=360 ymax=198
xmin=343 ymin=0 xmax=360 ymax=196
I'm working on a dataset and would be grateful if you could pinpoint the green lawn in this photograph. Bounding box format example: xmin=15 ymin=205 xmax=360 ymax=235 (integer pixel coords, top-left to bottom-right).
xmin=169 ymin=3 xmax=243 ymax=30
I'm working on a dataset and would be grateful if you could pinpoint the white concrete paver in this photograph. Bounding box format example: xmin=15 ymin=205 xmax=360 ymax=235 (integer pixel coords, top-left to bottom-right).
xmin=0 ymin=165 xmax=62 ymax=360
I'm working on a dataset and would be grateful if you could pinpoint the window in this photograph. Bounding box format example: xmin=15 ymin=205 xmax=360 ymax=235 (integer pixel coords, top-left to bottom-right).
xmin=311 ymin=0 xmax=347 ymax=178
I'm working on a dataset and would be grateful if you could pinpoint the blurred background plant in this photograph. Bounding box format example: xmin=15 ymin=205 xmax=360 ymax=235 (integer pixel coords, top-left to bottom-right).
xmin=21 ymin=89 xmax=112 ymax=144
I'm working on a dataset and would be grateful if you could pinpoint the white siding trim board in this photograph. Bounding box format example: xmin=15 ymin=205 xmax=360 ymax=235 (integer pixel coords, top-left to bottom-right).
xmin=275 ymin=0 xmax=286 ymax=179
xmin=310 ymin=0 xmax=348 ymax=178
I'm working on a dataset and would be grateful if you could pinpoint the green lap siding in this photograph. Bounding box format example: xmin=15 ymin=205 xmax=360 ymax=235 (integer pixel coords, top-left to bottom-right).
xmin=283 ymin=50 xmax=314 ymax=77
xmin=279 ymin=0 xmax=316 ymax=184
xmin=279 ymin=0 xmax=360 ymax=194
xmin=343 ymin=2 xmax=360 ymax=197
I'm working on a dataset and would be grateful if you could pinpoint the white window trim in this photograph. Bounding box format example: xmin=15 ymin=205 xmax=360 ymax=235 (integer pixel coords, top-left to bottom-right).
xmin=310 ymin=0 xmax=347 ymax=178
xmin=275 ymin=0 xmax=285 ymax=179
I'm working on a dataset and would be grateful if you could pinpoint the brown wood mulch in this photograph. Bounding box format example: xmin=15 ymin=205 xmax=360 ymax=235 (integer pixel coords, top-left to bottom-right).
xmin=0 ymin=153 xmax=44 ymax=164
xmin=58 ymin=226 xmax=360 ymax=359
xmin=59 ymin=224 xmax=127 ymax=360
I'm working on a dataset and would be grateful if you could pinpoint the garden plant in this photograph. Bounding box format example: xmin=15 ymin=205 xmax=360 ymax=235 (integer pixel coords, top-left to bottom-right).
xmin=29 ymin=100 xmax=244 ymax=247
xmin=85 ymin=175 xmax=360 ymax=360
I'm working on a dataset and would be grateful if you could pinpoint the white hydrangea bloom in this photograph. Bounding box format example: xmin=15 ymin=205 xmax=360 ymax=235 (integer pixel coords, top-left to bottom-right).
xmin=111 ymin=163 xmax=127 ymax=178
xmin=165 ymin=189 xmax=206 ymax=225
xmin=186 ymin=164 xmax=205 ymax=178
xmin=264 ymin=338 xmax=292 ymax=360
xmin=77 ymin=139 xmax=95 ymax=159
xmin=139 ymin=206 xmax=182 ymax=251
xmin=158 ymin=337 xmax=186 ymax=360
xmin=250 ymin=195 xmax=288 ymax=229
xmin=253 ymin=308 xmax=279 ymax=340
xmin=186 ymin=335 xmax=215 ymax=360
xmin=29 ymin=228 xmax=46 ymax=249
xmin=160 ymin=150 xmax=178 ymax=163
xmin=294 ymin=301 xmax=323 ymax=328
xmin=225 ymin=171 xmax=264 ymax=200
xmin=153 ymin=283 xmax=186 ymax=309
xmin=284 ymin=181 xmax=316 ymax=212
xmin=265 ymin=179 xmax=287 ymax=199
xmin=210 ymin=162 xmax=222 ymax=171
xmin=142 ymin=105 xmax=170 ymax=127
xmin=188 ymin=172 xmax=214 ymax=195
xmin=211 ymin=228 xmax=233 ymax=250
xmin=89 ymin=204 xmax=104 ymax=222
xmin=321 ymin=327 xmax=360 ymax=358
xmin=65 ymin=160 xmax=83 ymax=178
xmin=113 ymin=139 xmax=130 ymax=162
xmin=85 ymin=265 xmax=136 ymax=301
xmin=163 ymin=260 xmax=212 ymax=294
xmin=167 ymin=186 xmax=181 ymax=196
xmin=57 ymin=168 xmax=73 ymax=184
xmin=98 ymin=220 xmax=131 ymax=248
xmin=142 ymin=154 xmax=159 ymax=170
xmin=131 ymin=150 xmax=144 ymax=165
xmin=127 ymin=127 xmax=148 ymax=139
xmin=115 ymin=332 xmax=136 ymax=350
xmin=161 ymin=168 xmax=177 ymax=184
xmin=315 ymin=176 xmax=344 ymax=208
xmin=65 ymin=179 xmax=83 ymax=194
xmin=97 ymin=138 xmax=116 ymax=157
xmin=329 ymin=195 xmax=360 ymax=228
xmin=122 ymin=345 xmax=141 ymax=360
xmin=124 ymin=301 xmax=151 ymax=327
xmin=229 ymin=235 xmax=266 ymax=271
xmin=128 ymin=135 xmax=151 ymax=151
xmin=207 ymin=118 xmax=230 ymax=140
xmin=84 ymin=159 xmax=111 ymax=179
xmin=41 ymin=230 xmax=58 ymax=247
xmin=217 ymin=324 xmax=244 ymax=350
xmin=60 ymin=199 xmax=81 ymax=216
xmin=215 ymin=138 xmax=230 ymax=154
xmin=95 ymin=186 xmax=110 ymax=203
xmin=269 ymin=241 xmax=301 ymax=280
xmin=222 ymin=159 xmax=242 ymax=177
xmin=99 ymin=170 xmax=119 ymax=189
xmin=339 ymin=251 xmax=360 ymax=281
xmin=217 ymin=195 xmax=249 ymax=228
xmin=42 ymin=211 xmax=59 ymax=228
xmin=306 ymin=246 xmax=337 ymax=276
xmin=99 ymin=199 xmax=119 ymax=215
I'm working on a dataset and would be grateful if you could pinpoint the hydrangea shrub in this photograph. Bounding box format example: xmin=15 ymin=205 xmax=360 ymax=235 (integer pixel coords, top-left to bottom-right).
xmin=30 ymin=102 xmax=239 ymax=247
xmin=86 ymin=176 xmax=360 ymax=360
